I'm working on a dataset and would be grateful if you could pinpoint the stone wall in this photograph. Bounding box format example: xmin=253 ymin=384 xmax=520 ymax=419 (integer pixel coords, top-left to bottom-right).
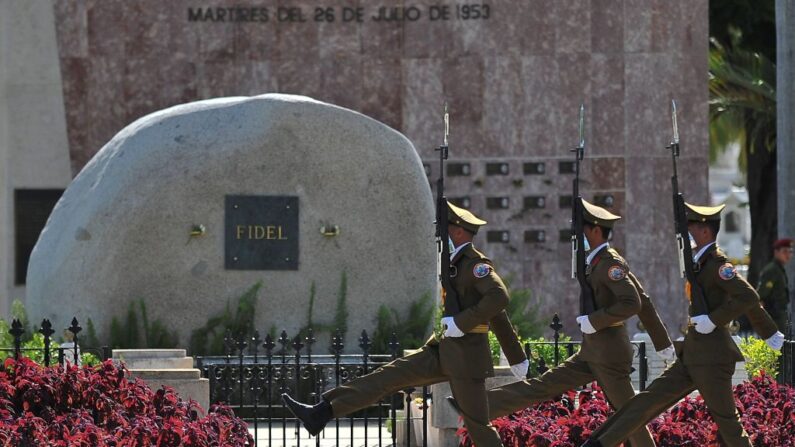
xmin=51 ymin=0 xmax=710 ymax=337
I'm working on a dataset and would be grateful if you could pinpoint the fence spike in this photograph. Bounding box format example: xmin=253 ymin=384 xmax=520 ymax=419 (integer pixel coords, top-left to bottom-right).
xmin=331 ymin=329 xmax=344 ymax=356
xmin=263 ymin=333 xmax=275 ymax=354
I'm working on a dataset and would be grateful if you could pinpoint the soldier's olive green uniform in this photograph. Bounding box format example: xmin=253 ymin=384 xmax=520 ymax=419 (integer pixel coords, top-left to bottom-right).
xmin=757 ymin=260 xmax=790 ymax=332
xmin=590 ymin=245 xmax=763 ymax=447
xmin=745 ymin=301 xmax=780 ymax=340
xmin=323 ymin=244 xmax=524 ymax=447
xmin=486 ymin=246 xmax=671 ymax=447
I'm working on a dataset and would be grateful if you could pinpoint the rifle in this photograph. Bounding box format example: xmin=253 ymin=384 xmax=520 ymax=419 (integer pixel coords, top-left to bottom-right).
xmin=570 ymin=104 xmax=596 ymax=315
xmin=667 ymin=100 xmax=709 ymax=315
xmin=435 ymin=104 xmax=461 ymax=317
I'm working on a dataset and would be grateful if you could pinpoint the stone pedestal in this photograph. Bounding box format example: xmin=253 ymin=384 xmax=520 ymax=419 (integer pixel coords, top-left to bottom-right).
xmin=113 ymin=349 xmax=209 ymax=411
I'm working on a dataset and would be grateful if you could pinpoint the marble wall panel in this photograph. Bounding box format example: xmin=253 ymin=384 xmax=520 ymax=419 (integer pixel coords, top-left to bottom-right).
xmin=51 ymin=0 xmax=709 ymax=334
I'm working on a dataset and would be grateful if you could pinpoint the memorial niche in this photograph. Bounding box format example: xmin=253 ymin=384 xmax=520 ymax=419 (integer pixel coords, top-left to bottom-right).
xmin=225 ymin=195 xmax=299 ymax=270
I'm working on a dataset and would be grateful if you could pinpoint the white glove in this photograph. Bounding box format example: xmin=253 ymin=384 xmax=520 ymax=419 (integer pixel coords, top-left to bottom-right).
xmin=656 ymin=345 xmax=676 ymax=363
xmin=510 ymin=360 xmax=530 ymax=379
xmin=441 ymin=317 xmax=464 ymax=338
xmin=576 ymin=315 xmax=596 ymax=334
xmin=690 ymin=315 xmax=716 ymax=334
xmin=766 ymin=331 xmax=785 ymax=351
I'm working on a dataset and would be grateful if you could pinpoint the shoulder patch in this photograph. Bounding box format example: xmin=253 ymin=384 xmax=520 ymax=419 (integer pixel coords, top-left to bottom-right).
xmin=765 ymin=281 xmax=774 ymax=289
xmin=718 ymin=263 xmax=737 ymax=281
xmin=473 ymin=263 xmax=491 ymax=278
xmin=608 ymin=265 xmax=626 ymax=281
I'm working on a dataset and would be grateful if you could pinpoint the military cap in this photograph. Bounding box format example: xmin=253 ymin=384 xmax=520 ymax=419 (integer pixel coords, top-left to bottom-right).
xmin=684 ymin=202 xmax=725 ymax=222
xmin=773 ymin=238 xmax=794 ymax=250
xmin=447 ymin=200 xmax=487 ymax=234
xmin=581 ymin=199 xmax=621 ymax=229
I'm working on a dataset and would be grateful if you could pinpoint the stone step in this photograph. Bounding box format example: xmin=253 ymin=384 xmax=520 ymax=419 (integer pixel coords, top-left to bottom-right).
xmin=116 ymin=356 xmax=194 ymax=369
xmin=112 ymin=349 xmax=194 ymax=369
xmin=128 ymin=368 xmax=201 ymax=381
xmin=113 ymin=349 xmax=187 ymax=359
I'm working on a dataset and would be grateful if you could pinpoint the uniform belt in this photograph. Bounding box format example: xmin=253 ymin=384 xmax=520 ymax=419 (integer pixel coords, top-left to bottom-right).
xmin=609 ymin=322 xmax=623 ymax=328
xmin=468 ymin=324 xmax=489 ymax=334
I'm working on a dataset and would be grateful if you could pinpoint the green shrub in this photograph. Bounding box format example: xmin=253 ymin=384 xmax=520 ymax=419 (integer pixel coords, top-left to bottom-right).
xmin=502 ymin=277 xmax=544 ymax=340
xmin=333 ymin=272 xmax=349 ymax=343
xmin=110 ymin=299 xmax=179 ymax=349
xmin=524 ymin=334 xmax=577 ymax=371
xmin=488 ymin=332 xmax=502 ymax=364
xmin=739 ymin=336 xmax=781 ymax=379
xmin=488 ymin=332 xmax=577 ymax=372
xmin=371 ymin=292 xmax=434 ymax=353
xmin=189 ymin=282 xmax=261 ymax=355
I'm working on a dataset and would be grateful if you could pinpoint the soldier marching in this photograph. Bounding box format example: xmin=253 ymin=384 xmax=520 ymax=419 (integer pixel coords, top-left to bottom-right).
xmin=283 ymin=102 xmax=788 ymax=447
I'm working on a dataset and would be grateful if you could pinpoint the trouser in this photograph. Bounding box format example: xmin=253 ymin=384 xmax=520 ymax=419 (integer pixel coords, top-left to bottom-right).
xmin=592 ymin=359 xmax=750 ymax=447
xmin=486 ymin=355 xmax=655 ymax=447
xmin=322 ymin=344 xmax=503 ymax=447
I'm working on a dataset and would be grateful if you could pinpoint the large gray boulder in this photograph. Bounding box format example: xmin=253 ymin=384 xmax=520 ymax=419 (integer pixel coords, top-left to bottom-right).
xmin=26 ymin=94 xmax=437 ymax=351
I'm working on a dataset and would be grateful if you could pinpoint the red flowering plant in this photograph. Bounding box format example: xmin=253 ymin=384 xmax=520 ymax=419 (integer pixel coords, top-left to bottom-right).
xmin=0 ymin=357 xmax=253 ymax=446
xmin=458 ymin=374 xmax=795 ymax=447
xmin=458 ymin=385 xmax=613 ymax=447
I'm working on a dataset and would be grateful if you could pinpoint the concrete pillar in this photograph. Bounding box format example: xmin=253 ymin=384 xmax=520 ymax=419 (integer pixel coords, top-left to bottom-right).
xmin=777 ymin=0 xmax=795 ymax=330
xmin=0 ymin=0 xmax=72 ymax=313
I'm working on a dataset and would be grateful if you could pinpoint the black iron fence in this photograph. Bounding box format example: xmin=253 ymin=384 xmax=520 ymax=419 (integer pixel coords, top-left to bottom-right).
xmin=778 ymin=340 xmax=795 ymax=386
xmin=196 ymin=328 xmax=416 ymax=447
xmin=196 ymin=314 xmax=651 ymax=446
xmin=0 ymin=315 xmax=792 ymax=446
xmin=0 ymin=317 xmax=111 ymax=366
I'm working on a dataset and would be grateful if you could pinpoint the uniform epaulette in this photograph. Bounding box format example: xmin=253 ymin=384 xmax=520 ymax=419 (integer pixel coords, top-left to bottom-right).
xmin=606 ymin=248 xmax=627 ymax=265
xmin=703 ymin=247 xmax=727 ymax=266
xmin=465 ymin=245 xmax=490 ymax=262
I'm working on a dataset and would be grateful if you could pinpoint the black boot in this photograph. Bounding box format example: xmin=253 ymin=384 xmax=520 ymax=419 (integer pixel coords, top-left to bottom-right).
xmin=445 ymin=396 xmax=462 ymax=416
xmin=580 ymin=439 xmax=603 ymax=447
xmin=281 ymin=394 xmax=333 ymax=436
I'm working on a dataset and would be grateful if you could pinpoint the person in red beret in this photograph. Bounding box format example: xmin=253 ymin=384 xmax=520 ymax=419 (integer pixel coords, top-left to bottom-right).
xmin=757 ymin=238 xmax=794 ymax=332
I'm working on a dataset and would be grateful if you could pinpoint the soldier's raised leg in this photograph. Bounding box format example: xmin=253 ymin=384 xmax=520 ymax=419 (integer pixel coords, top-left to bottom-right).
xmin=283 ymin=345 xmax=446 ymax=435
xmin=322 ymin=345 xmax=445 ymax=416
xmin=487 ymin=357 xmax=594 ymax=418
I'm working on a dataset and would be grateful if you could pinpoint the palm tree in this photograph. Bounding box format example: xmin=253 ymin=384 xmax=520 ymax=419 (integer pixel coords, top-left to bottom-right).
xmin=708 ymin=36 xmax=777 ymax=284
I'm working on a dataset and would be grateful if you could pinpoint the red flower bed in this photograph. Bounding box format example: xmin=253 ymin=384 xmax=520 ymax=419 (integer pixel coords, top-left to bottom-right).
xmin=459 ymin=373 xmax=795 ymax=447
xmin=0 ymin=358 xmax=253 ymax=446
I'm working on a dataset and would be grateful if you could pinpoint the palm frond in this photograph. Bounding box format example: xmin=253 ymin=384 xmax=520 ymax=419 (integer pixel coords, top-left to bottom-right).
xmin=708 ymin=37 xmax=776 ymax=169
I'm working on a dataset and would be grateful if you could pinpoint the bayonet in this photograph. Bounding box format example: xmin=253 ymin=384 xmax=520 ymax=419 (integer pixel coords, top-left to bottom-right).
xmin=435 ymin=102 xmax=460 ymax=317
xmin=570 ymin=104 xmax=596 ymax=315
xmin=671 ymin=99 xmax=679 ymax=147
xmin=443 ymin=102 xmax=449 ymax=147
xmin=578 ymin=103 xmax=585 ymax=150
xmin=667 ymin=99 xmax=708 ymax=315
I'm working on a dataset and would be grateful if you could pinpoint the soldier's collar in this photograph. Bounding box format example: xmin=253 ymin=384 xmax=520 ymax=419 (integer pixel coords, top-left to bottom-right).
xmin=587 ymin=242 xmax=610 ymax=265
xmin=450 ymin=242 xmax=472 ymax=264
xmin=693 ymin=241 xmax=717 ymax=264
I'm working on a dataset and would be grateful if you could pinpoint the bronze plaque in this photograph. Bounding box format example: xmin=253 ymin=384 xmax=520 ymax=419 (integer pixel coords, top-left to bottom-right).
xmin=225 ymin=195 xmax=299 ymax=270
